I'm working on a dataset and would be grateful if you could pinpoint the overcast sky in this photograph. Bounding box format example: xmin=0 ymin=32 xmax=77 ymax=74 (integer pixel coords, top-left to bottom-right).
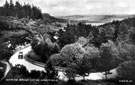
xmin=0 ymin=0 xmax=135 ymax=16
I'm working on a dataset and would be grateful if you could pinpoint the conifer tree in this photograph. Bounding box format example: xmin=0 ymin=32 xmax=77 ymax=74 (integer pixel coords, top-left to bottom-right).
xmin=9 ymin=0 xmax=14 ymax=16
xmin=3 ymin=0 xmax=10 ymax=16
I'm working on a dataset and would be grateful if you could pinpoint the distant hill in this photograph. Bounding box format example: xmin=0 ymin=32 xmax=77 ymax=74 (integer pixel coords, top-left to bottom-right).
xmin=56 ymin=15 xmax=135 ymax=26
xmin=43 ymin=13 xmax=67 ymax=23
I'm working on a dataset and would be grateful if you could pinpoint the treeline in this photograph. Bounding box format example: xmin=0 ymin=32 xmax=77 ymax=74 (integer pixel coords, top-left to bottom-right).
xmin=0 ymin=0 xmax=43 ymax=19
xmin=57 ymin=17 xmax=135 ymax=48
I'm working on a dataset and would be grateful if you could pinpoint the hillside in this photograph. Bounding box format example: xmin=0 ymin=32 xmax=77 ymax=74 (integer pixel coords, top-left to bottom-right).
xmin=0 ymin=14 xmax=66 ymax=60
xmin=1 ymin=13 xmax=135 ymax=85
xmin=43 ymin=13 xmax=67 ymax=23
xmin=56 ymin=14 xmax=135 ymax=25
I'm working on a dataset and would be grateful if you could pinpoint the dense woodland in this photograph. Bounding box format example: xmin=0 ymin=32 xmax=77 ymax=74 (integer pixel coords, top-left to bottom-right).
xmin=0 ymin=0 xmax=43 ymax=19
xmin=1 ymin=17 xmax=135 ymax=85
xmin=30 ymin=17 xmax=135 ymax=84
xmin=0 ymin=1 xmax=135 ymax=85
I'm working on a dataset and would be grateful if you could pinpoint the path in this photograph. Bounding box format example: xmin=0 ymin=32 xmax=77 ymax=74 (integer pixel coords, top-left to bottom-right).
xmin=8 ymin=45 xmax=118 ymax=81
xmin=9 ymin=46 xmax=45 ymax=72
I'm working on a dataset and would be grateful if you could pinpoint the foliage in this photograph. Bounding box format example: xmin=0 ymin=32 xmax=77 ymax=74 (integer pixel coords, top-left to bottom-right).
xmin=1 ymin=1 xmax=135 ymax=82
xmin=25 ymin=50 xmax=40 ymax=61
xmin=47 ymin=43 xmax=85 ymax=79
xmin=48 ymin=53 xmax=65 ymax=67
xmin=7 ymin=64 xmax=29 ymax=78
xmin=75 ymin=56 xmax=92 ymax=79
xmin=77 ymin=37 xmax=88 ymax=46
xmin=60 ymin=43 xmax=85 ymax=61
xmin=31 ymin=38 xmax=60 ymax=63
xmin=0 ymin=0 xmax=43 ymax=19
xmin=31 ymin=41 xmax=51 ymax=63
xmin=117 ymin=41 xmax=135 ymax=62
xmin=96 ymin=40 xmax=120 ymax=72
xmin=129 ymin=27 xmax=135 ymax=44
xmin=7 ymin=64 xmax=47 ymax=79
xmin=47 ymin=42 xmax=100 ymax=79
xmin=58 ymin=28 xmax=76 ymax=48
xmin=0 ymin=41 xmax=13 ymax=60
xmin=46 ymin=60 xmax=58 ymax=79
xmin=0 ymin=20 xmax=32 ymax=60
xmin=29 ymin=70 xmax=41 ymax=78
xmin=84 ymin=45 xmax=100 ymax=70
xmin=2 ymin=16 xmax=135 ymax=85
xmin=117 ymin=61 xmax=135 ymax=81
xmin=58 ymin=23 xmax=93 ymax=48
xmin=57 ymin=17 xmax=135 ymax=48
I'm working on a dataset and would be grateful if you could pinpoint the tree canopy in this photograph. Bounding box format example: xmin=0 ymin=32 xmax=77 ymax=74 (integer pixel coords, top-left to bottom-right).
xmin=0 ymin=0 xmax=43 ymax=19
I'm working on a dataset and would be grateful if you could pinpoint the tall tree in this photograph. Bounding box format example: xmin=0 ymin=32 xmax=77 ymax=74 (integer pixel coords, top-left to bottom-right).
xmin=0 ymin=7 xmax=4 ymax=16
xmin=9 ymin=0 xmax=14 ymax=16
xmin=31 ymin=6 xmax=43 ymax=19
xmin=15 ymin=1 xmax=22 ymax=18
xmin=3 ymin=0 xmax=10 ymax=16
xmin=96 ymin=40 xmax=121 ymax=79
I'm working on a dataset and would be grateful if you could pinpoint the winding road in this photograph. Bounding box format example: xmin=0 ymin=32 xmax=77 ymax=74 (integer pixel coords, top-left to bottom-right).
xmin=0 ymin=45 xmax=118 ymax=81
xmin=9 ymin=46 xmax=46 ymax=72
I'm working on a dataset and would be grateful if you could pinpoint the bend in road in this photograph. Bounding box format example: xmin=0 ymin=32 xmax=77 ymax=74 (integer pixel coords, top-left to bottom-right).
xmin=9 ymin=45 xmax=118 ymax=81
xmin=9 ymin=46 xmax=45 ymax=72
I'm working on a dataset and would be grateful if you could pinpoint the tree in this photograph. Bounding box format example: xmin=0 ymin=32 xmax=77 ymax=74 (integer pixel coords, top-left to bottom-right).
xmin=22 ymin=4 xmax=32 ymax=18
xmin=117 ymin=61 xmax=135 ymax=81
xmin=47 ymin=43 xmax=85 ymax=79
xmin=77 ymin=37 xmax=88 ymax=46
xmin=47 ymin=42 xmax=100 ymax=80
xmin=31 ymin=36 xmax=60 ymax=63
xmin=48 ymin=53 xmax=65 ymax=67
xmin=118 ymin=22 xmax=129 ymax=41
xmin=129 ymin=27 xmax=135 ymax=44
xmin=19 ymin=65 xmax=29 ymax=77
xmin=60 ymin=43 xmax=85 ymax=79
xmin=32 ymin=41 xmax=51 ymax=63
xmin=8 ymin=65 xmax=29 ymax=78
xmin=15 ymin=1 xmax=22 ymax=18
xmin=117 ymin=41 xmax=135 ymax=62
xmin=75 ymin=56 xmax=92 ymax=80
xmin=29 ymin=70 xmax=41 ymax=78
xmin=0 ymin=41 xmax=13 ymax=60
xmin=96 ymin=40 xmax=121 ymax=80
xmin=0 ymin=0 xmax=43 ymax=19
xmin=3 ymin=0 xmax=10 ymax=16
xmin=84 ymin=45 xmax=100 ymax=70
xmin=31 ymin=6 xmax=43 ymax=19
xmin=9 ymin=0 xmax=14 ymax=16
xmin=57 ymin=23 xmax=93 ymax=48
xmin=46 ymin=60 xmax=57 ymax=79
xmin=58 ymin=28 xmax=76 ymax=48
xmin=98 ymin=25 xmax=115 ymax=42
xmin=0 ymin=7 xmax=4 ymax=16
xmin=73 ymin=45 xmax=100 ymax=80
xmin=60 ymin=43 xmax=85 ymax=65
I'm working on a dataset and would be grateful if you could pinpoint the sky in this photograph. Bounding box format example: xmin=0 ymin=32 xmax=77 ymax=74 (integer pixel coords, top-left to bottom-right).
xmin=0 ymin=0 xmax=135 ymax=16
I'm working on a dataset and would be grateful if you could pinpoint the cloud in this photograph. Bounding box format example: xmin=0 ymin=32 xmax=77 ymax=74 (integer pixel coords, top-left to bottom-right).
xmin=0 ymin=0 xmax=135 ymax=16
